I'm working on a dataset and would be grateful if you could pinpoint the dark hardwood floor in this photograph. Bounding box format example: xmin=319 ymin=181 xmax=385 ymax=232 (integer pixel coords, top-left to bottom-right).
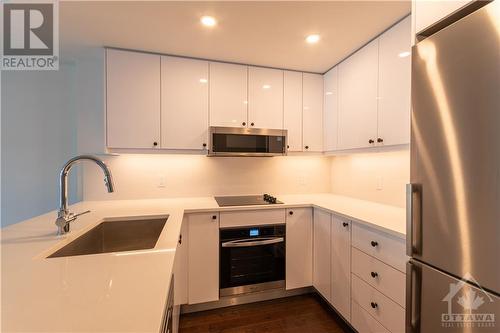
xmin=179 ymin=293 xmax=354 ymax=333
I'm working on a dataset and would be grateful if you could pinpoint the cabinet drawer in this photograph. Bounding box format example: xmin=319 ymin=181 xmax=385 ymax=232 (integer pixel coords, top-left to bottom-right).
xmin=352 ymin=274 xmax=405 ymax=333
xmin=351 ymin=300 xmax=390 ymax=333
xmin=219 ymin=209 xmax=285 ymax=228
xmin=352 ymin=223 xmax=406 ymax=272
xmin=352 ymin=248 xmax=406 ymax=307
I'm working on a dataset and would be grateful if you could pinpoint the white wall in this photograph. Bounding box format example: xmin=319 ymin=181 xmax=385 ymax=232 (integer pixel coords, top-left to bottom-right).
xmin=1 ymin=64 xmax=81 ymax=226
xmin=330 ymin=149 xmax=409 ymax=207
xmin=83 ymin=154 xmax=332 ymax=201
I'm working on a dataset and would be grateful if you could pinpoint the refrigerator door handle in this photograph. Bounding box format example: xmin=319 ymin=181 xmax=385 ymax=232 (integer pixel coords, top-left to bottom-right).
xmin=406 ymin=260 xmax=422 ymax=333
xmin=406 ymin=183 xmax=422 ymax=256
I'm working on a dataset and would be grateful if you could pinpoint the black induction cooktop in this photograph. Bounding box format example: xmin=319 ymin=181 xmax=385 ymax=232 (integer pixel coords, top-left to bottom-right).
xmin=214 ymin=194 xmax=283 ymax=207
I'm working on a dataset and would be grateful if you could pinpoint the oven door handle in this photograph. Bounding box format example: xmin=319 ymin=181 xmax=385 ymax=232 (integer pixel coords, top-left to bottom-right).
xmin=221 ymin=237 xmax=284 ymax=248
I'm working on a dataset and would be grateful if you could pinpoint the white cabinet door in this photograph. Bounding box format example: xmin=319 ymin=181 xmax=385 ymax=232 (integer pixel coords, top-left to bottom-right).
xmin=303 ymin=73 xmax=324 ymax=152
xmin=377 ymin=16 xmax=411 ymax=146
xmin=414 ymin=0 xmax=472 ymax=34
xmin=323 ymin=67 xmax=339 ymax=151
xmin=313 ymin=208 xmax=331 ymax=302
xmin=161 ymin=56 xmax=209 ymax=150
xmin=248 ymin=67 xmax=284 ymax=129
xmin=286 ymin=208 xmax=313 ymax=290
xmin=209 ymin=62 xmax=248 ymax=127
xmin=283 ymin=71 xmax=303 ymax=152
xmin=188 ymin=212 xmax=219 ymax=304
xmin=106 ymin=49 xmax=160 ymax=149
xmin=173 ymin=217 xmax=188 ymax=333
xmin=338 ymin=39 xmax=378 ymax=150
xmin=331 ymin=215 xmax=351 ymax=321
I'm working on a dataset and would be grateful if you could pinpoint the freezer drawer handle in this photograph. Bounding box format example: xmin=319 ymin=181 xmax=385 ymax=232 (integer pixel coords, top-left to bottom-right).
xmin=406 ymin=183 xmax=422 ymax=256
xmin=221 ymin=237 xmax=284 ymax=248
xmin=406 ymin=261 xmax=422 ymax=333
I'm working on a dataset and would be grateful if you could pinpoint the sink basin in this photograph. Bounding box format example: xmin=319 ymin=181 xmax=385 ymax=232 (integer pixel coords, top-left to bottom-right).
xmin=47 ymin=217 xmax=168 ymax=258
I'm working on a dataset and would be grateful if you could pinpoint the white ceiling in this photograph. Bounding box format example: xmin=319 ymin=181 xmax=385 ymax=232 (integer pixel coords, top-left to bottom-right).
xmin=60 ymin=1 xmax=410 ymax=73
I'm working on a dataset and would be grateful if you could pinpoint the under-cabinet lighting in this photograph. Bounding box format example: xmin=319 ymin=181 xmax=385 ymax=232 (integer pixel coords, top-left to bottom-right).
xmin=399 ymin=51 xmax=411 ymax=58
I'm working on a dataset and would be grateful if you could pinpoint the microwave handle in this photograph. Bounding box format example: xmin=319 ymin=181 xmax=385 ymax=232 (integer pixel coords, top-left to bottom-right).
xmin=221 ymin=237 xmax=284 ymax=248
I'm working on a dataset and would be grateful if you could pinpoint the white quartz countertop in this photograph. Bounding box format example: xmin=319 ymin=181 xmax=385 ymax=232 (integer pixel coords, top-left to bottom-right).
xmin=1 ymin=194 xmax=405 ymax=332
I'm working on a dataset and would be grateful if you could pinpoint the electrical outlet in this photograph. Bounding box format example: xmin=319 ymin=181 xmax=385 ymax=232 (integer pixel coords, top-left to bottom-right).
xmin=376 ymin=176 xmax=383 ymax=191
xmin=158 ymin=174 xmax=166 ymax=188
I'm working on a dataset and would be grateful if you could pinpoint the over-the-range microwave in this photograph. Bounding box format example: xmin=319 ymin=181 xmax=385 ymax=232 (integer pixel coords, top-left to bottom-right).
xmin=208 ymin=127 xmax=287 ymax=157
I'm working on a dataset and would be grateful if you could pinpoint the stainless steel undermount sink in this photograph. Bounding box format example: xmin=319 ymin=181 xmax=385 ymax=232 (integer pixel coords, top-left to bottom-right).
xmin=47 ymin=217 xmax=168 ymax=258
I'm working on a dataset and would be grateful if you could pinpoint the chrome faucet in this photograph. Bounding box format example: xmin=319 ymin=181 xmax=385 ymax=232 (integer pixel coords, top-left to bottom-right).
xmin=55 ymin=155 xmax=114 ymax=235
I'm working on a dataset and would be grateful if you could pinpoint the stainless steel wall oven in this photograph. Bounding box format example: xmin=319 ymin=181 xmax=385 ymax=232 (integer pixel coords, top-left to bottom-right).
xmin=219 ymin=225 xmax=285 ymax=297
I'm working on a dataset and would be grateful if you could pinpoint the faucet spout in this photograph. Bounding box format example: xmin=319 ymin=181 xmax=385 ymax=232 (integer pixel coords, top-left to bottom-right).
xmin=56 ymin=155 xmax=114 ymax=235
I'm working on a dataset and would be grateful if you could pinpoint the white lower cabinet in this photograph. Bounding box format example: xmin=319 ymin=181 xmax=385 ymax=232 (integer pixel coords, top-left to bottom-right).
xmin=351 ymin=300 xmax=390 ymax=333
xmin=331 ymin=215 xmax=351 ymax=321
xmin=286 ymin=208 xmax=313 ymax=290
xmin=172 ymin=217 xmax=188 ymax=333
xmin=187 ymin=212 xmax=219 ymax=304
xmin=313 ymin=208 xmax=331 ymax=302
xmin=351 ymin=274 xmax=405 ymax=333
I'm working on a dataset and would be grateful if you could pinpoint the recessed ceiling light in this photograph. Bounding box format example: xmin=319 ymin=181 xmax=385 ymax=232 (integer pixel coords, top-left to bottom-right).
xmin=201 ymin=16 xmax=217 ymax=27
xmin=199 ymin=78 xmax=208 ymax=83
xmin=399 ymin=51 xmax=411 ymax=58
xmin=325 ymin=91 xmax=333 ymax=95
xmin=262 ymin=84 xmax=271 ymax=89
xmin=306 ymin=34 xmax=320 ymax=44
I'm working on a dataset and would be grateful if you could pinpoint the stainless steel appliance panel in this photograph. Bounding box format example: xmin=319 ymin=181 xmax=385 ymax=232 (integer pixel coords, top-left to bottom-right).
xmin=409 ymin=1 xmax=500 ymax=293
xmin=407 ymin=259 xmax=499 ymax=333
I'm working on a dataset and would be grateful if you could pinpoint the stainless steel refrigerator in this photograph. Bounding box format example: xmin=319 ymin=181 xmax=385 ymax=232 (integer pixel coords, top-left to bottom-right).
xmin=407 ymin=1 xmax=500 ymax=332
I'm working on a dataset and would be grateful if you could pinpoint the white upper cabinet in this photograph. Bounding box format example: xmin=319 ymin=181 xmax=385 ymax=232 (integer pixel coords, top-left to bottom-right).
xmin=209 ymin=62 xmax=248 ymax=127
xmin=248 ymin=67 xmax=284 ymax=129
xmin=414 ymin=0 xmax=472 ymax=34
xmin=302 ymin=73 xmax=324 ymax=152
xmin=338 ymin=39 xmax=379 ymax=150
xmin=377 ymin=16 xmax=411 ymax=146
xmin=283 ymin=71 xmax=303 ymax=151
xmin=323 ymin=66 xmax=339 ymax=151
xmin=106 ymin=49 xmax=161 ymax=149
xmin=161 ymin=56 xmax=209 ymax=150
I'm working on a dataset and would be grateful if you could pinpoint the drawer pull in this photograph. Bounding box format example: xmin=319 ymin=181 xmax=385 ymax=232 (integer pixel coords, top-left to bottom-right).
xmin=342 ymin=222 xmax=349 ymax=227
xmin=371 ymin=271 xmax=378 ymax=278
xmin=371 ymin=302 xmax=378 ymax=309
xmin=371 ymin=240 xmax=378 ymax=247
xmin=212 ymin=215 xmax=217 ymax=220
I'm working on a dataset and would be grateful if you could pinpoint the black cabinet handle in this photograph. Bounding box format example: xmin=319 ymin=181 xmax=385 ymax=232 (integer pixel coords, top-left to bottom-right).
xmin=305 ymin=145 xmax=309 ymax=149
xmin=242 ymin=122 xmax=246 ymax=126
xmin=377 ymin=138 xmax=384 ymax=143
xmin=153 ymin=141 xmax=158 ymax=147
xmin=212 ymin=215 xmax=217 ymax=220
xmin=370 ymin=302 xmax=378 ymax=309
xmin=289 ymin=211 xmax=294 ymax=215
xmin=342 ymin=222 xmax=348 ymax=227
xmin=202 ymin=143 xmax=207 ymax=148
xmin=251 ymin=122 xmax=255 ymax=126
xmin=371 ymin=241 xmax=378 ymax=247
xmin=368 ymin=139 xmax=374 ymax=144
xmin=371 ymin=271 xmax=378 ymax=278
xmin=178 ymin=234 xmax=182 ymax=245
xmin=287 ymin=145 xmax=290 ymax=149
